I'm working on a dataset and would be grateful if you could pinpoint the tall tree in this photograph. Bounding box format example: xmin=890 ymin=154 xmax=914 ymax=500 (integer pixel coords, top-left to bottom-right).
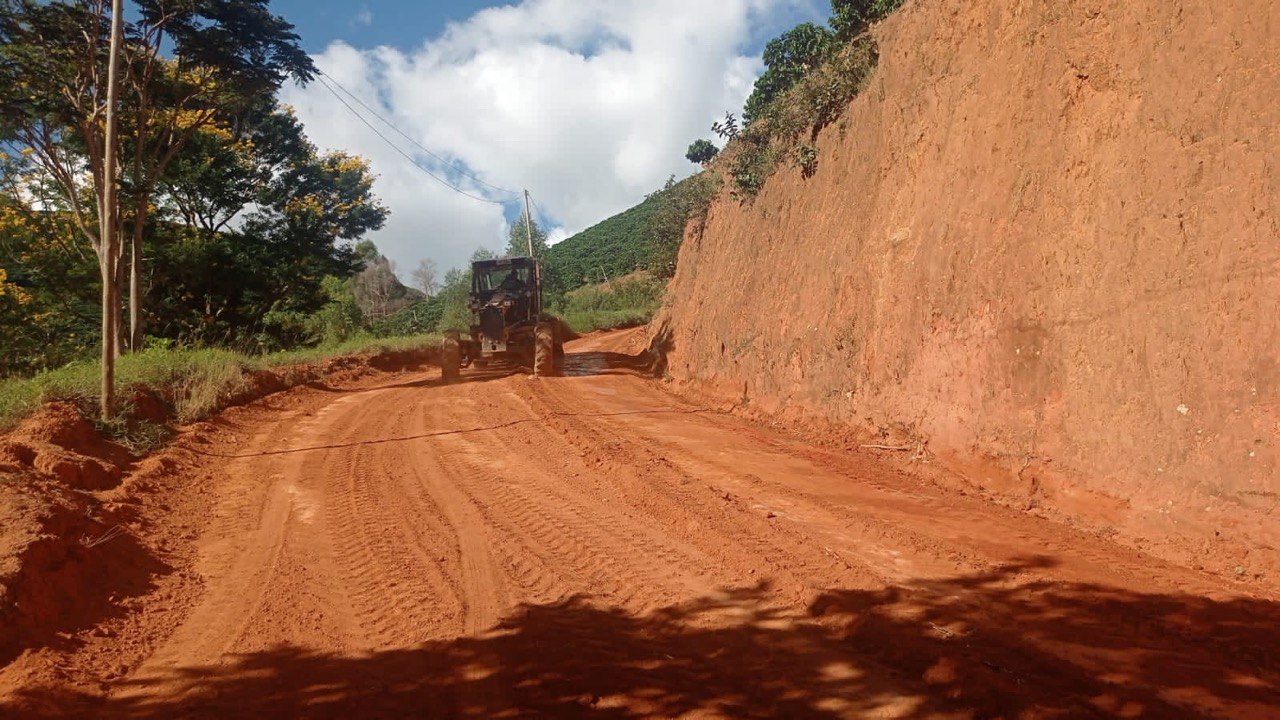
xmin=0 ymin=0 xmax=315 ymax=406
xmin=120 ymin=0 xmax=314 ymax=349
xmin=505 ymin=212 xmax=548 ymax=259
xmin=0 ymin=0 xmax=126 ymax=416
xmin=411 ymin=258 xmax=439 ymax=296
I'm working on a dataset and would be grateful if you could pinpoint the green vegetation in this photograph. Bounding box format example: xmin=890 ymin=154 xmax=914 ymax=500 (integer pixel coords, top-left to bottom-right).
xmin=831 ymin=0 xmax=907 ymax=39
xmin=1 ymin=0 xmax=320 ymax=418
xmin=545 ymin=198 xmax=659 ymax=297
xmin=555 ymin=276 xmax=664 ymax=334
xmin=0 ymin=333 xmax=440 ymax=432
xmin=742 ymin=22 xmax=836 ymax=125
xmin=645 ymin=173 xmax=719 ymax=278
xmin=685 ymin=139 xmax=719 ymax=166
xmin=1 ymin=3 xmax=391 ymax=381
xmin=700 ymin=0 xmax=904 ymax=199
xmin=545 ymin=172 xmax=719 ymax=298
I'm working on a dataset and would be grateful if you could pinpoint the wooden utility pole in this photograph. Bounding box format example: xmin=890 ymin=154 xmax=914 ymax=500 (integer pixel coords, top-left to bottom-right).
xmin=523 ymin=189 xmax=535 ymax=257
xmin=100 ymin=0 xmax=124 ymax=420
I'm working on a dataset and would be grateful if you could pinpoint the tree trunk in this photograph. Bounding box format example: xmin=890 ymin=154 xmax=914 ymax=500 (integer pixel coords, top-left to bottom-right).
xmin=99 ymin=255 xmax=116 ymax=419
xmin=99 ymin=0 xmax=124 ymax=419
xmin=115 ymin=252 xmax=127 ymax=357
xmin=129 ymin=214 xmax=144 ymax=351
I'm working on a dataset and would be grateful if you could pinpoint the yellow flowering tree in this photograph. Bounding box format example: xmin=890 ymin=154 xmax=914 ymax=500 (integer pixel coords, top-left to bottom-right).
xmin=0 ymin=0 xmax=313 ymax=415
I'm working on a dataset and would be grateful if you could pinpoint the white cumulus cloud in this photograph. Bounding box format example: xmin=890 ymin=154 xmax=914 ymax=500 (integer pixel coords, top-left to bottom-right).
xmin=280 ymin=0 xmax=805 ymax=276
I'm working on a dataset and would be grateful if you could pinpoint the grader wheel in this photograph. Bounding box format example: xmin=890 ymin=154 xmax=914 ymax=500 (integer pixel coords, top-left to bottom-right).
xmin=534 ymin=323 xmax=556 ymax=377
xmin=441 ymin=330 xmax=462 ymax=382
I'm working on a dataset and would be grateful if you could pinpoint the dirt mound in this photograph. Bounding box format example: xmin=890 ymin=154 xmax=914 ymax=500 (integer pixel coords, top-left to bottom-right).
xmin=655 ymin=0 xmax=1278 ymax=579
xmin=1 ymin=404 xmax=130 ymax=491
xmin=0 ymin=475 xmax=153 ymax=670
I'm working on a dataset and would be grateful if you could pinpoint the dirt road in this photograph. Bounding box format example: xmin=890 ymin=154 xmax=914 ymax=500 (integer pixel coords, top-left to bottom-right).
xmin=2 ymin=329 xmax=1278 ymax=718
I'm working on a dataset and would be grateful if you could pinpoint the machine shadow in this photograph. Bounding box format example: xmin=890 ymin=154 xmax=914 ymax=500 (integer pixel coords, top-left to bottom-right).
xmin=6 ymin=559 xmax=1277 ymax=718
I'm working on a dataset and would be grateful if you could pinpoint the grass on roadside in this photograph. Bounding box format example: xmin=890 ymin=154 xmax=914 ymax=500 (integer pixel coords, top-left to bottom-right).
xmin=0 ymin=333 xmax=441 ymax=432
xmin=555 ymin=275 xmax=662 ymax=334
xmin=560 ymin=308 xmax=655 ymax=334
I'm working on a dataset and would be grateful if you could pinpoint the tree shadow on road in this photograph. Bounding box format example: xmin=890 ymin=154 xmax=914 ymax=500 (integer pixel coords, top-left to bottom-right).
xmin=5 ymin=558 xmax=1278 ymax=718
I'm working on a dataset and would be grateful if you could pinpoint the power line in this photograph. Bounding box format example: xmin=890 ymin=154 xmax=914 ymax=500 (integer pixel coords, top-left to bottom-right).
xmin=314 ymin=74 xmax=510 ymax=206
xmin=316 ymin=69 xmax=520 ymax=200
xmin=528 ymin=193 xmax=552 ymax=226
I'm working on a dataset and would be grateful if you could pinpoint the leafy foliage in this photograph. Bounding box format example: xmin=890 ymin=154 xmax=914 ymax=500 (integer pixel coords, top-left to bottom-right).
xmin=830 ymin=0 xmax=906 ymax=40
xmin=742 ymin=23 xmax=835 ymax=125
xmin=724 ymin=37 xmax=880 ymax=198
xmin=711 ymin=113 xmax=740 ymax=141
xmin=0 ymin=199 xmax=99 ymax=375
xmin=554 ymin=276 xmax=664 ymax=334
xmin=0 ymin=0 xmax=317 ymax=357
xmin=645 ymin=173 xmax=720 ymax=278
xmin=711 ymin=0 xmax=904 ymax=199
xmin=685 ymin=139 xmax=719 ymax=165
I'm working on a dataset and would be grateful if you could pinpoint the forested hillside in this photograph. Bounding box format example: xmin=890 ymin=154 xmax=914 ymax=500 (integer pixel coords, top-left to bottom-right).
xmin=545 ymin=174 xmax=716 ymax=298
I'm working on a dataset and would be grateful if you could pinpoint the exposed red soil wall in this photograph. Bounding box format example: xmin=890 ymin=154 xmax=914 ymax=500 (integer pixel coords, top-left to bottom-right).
xmin=655 ymin=0 xmax=1278 ymax=574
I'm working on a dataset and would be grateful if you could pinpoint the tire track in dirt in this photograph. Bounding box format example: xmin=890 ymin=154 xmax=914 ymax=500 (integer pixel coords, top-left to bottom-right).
xmin=507 ymin=375 xmax=888 ymax=601
xmin=6 ymin=334 xmax=1275 ymax=719
xmin=313 ymin=388 xmax=466 ymax=646
xmin=419 ymin=383 xmax=724 ymax=611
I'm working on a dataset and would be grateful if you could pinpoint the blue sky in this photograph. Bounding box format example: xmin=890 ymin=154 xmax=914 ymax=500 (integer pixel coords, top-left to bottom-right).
xmin=271 ymin=0 xmax=829 ymax=277
xmin=271 ymin=1 xmax=505 ymax=53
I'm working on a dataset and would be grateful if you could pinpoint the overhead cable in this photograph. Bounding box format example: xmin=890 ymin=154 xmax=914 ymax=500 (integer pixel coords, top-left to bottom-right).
xmin=313 ymin=74 xmax=510 ymax=206
xmin=316 ymin=69 xmax=520 ymax=200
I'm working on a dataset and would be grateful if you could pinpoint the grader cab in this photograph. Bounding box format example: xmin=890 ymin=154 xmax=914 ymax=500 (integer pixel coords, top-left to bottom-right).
xmin=441 ymin=257 xmax=563 ymax=379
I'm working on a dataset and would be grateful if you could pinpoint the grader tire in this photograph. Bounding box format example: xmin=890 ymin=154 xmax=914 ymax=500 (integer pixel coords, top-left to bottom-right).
xmin=441 ymin=330 xmax=462 ymax=382
xmin=534 ymin=323 xmax=556 ymax=377
xmin=552 ymin=321 xmax=566 ymax=367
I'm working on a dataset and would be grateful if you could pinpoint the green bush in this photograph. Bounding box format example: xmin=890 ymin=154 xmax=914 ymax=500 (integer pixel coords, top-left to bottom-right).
xmin=726 ymin=36 xmax=879 ymax=198
xmin=646 ymin=173 xmax=720 ymax=277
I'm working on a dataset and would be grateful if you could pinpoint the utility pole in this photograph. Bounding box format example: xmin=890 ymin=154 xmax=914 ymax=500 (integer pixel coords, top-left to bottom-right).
xmin=100 ymin=0 xmax=124 ymax=420
xmin=523 ymin=189 xmax=535 ymax=257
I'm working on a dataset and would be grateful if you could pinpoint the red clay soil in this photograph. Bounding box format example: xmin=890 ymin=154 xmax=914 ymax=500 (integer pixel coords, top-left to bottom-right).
xmin=653 ymin=0 xmax=1279 ymax=583
xmin=0 ymin=332 xmax=1276 ymax=718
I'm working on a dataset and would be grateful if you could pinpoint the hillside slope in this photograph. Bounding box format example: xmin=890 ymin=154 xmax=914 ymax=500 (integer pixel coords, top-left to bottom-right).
xmin=547 ymin=195 xmax=658 ymax=293
xmin=654 ymin=0 xmax=1278 ymax=575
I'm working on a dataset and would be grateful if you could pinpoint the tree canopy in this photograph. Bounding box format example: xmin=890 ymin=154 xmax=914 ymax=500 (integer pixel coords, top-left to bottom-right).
xmin=505 ymin=212 xmax=548 ymax=259
xmin=685 ymin=139 xmax=719 ymax=165
xmin=742 ymin=23 xmax=835 ymax=125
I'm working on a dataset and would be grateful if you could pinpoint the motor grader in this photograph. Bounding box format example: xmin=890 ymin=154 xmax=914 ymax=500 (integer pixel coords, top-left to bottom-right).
xmin=440 ymin=256 xmax=564 ymax=380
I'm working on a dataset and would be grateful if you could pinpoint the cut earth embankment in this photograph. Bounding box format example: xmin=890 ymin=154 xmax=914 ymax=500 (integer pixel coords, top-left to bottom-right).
xmin=653 ymin=0 xmax=1278 ymax=581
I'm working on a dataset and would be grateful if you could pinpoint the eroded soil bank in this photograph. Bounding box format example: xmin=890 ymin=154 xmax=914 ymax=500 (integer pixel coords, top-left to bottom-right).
xmin=654 ymin=0 xmax=1278 ymax=580
xmin=0 ymin=348 xmax=438 ymax=675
